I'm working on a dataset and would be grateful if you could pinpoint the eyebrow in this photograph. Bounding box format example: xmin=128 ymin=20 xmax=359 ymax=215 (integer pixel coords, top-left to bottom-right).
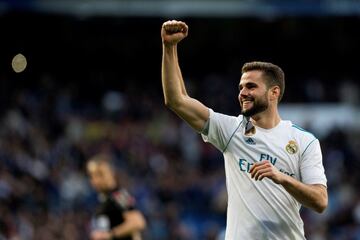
xmin=239 ymin=82 xmax=258 ymax=90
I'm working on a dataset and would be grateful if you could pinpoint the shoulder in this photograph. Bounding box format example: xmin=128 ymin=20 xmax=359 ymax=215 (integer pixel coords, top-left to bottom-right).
xmin=209 ymin=108 xmax=243 ymax=121
xmin=285 ymin=122 xmax=320 ymax=155
xmin=290 ymin=123 xmax=317 ymax=141
xmin=209 ymin=109 xmax=244 ymax=123
xmin=110 ymin=188 xmax=136 ymax=210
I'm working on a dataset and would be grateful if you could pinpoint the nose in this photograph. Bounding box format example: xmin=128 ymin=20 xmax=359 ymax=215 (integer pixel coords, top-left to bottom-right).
xmin=239 ymin=87 xmax=249 ymax=98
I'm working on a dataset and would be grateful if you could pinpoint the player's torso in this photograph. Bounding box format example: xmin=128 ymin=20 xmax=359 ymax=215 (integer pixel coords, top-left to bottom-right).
xmin=228 ymin=120 xmax=302 ymax=181
xmin=222 ymin=120 xmax=306 ymax=240
xmin=96 ymin=194 xmax=132 ymax=240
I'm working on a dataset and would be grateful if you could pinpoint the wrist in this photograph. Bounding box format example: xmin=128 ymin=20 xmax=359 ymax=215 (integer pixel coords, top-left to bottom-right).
xmin=163 ymin=42 xmax=177 ymax=48
xmin=277 ymin=173 xmax=291 ymax=186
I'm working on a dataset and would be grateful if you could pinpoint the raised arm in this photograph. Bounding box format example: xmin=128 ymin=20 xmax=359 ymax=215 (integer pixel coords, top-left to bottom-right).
xmin=161 ymin=20 xmax=209 ymax=132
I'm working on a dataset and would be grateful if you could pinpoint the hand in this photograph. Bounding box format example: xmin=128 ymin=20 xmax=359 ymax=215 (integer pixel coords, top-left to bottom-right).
xmin=90 ymin=230 xmax=112 ymax=240
xmin=161 ymin=20 xmax=188 ymax=46
xmin=249 ymin=160 xmax=284 ymax=184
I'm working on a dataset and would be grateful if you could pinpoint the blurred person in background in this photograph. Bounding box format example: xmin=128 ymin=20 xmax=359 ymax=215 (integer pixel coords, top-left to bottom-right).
xmin=87 ymin=154 xmax=146 ymax=240
xmin=161 ymin=20 xmax=328 ymax=239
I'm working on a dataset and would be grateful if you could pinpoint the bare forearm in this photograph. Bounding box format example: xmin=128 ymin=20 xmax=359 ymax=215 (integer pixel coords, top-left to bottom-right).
xmin=250 ymin=161 xmax=328 ymax=213
xmin=174 ymin=45 xmax=188 ymax=95
xmin=111 ymin=214 xmax=146 ymax=238
xmin=280 ymin=175 xmax=327 ymax=213
xmin=111 ymin=224 xmax=140 ymax=238
xmin=162 ymin=44 xmax=187 ymax=106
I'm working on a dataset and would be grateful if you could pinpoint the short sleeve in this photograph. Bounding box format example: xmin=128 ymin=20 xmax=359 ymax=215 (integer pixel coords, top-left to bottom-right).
xmin=201 ymin=109 xmax=242 ymax=152
xmin=110 ymin=189 xmax=136 ymax=211
xmin=300 ymin=139 xmax=327 ymax=187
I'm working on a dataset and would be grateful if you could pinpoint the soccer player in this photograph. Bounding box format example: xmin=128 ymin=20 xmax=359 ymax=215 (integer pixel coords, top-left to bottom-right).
xmin=161 ymin=20 xmax=328 ymax=239
xmin=87 ymin=154 xmax=146 ymax=240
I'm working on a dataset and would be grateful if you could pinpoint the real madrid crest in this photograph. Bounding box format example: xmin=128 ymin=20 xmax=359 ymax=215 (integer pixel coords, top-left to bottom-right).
xmin=286 ymin=140 xmax=298 ymax=154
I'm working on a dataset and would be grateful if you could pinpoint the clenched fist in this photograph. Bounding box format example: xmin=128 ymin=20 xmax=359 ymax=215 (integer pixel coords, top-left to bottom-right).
xmin=161 ymin=20 xmax=188 ymax=46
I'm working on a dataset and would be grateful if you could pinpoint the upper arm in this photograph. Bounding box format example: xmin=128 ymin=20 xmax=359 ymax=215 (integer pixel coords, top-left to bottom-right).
xmin=310 ymin=184 xmax=328 ymax=212
xmin=122 ymin=210 xmax=146 ymax=229
xmin=166 ymin=95 xmax=209 ymax=132
xmin=300 ymin=139 xmax=327 ymax=186
xmin=201 ymin=110 xmax=242 ymax=152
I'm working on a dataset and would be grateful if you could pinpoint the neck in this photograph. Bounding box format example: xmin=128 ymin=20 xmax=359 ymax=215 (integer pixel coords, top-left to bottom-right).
xmin=104 ymin=182 xmax=118 ymax=194
xmin=250 ymin=106 xmax=281 ymax=129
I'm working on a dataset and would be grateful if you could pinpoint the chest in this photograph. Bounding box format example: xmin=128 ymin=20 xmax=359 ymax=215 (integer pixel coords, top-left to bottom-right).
xmin=227 ymin=129 xmax=302 ymax=179
xmin=97 ymin=198 xmax=125 ymax=227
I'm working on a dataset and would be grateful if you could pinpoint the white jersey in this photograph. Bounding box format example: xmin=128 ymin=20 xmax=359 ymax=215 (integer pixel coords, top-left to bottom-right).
xmin=202 ymin=109 xmax=327 ymax=240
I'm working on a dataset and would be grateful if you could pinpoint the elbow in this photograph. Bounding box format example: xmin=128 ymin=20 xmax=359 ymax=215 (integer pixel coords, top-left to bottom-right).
xmin=133 ymin=211 xmax=147 ymax=231
xmin=314 ymin=197 xmax=328 ymax=213
xmin=164 ymin=100 xmax=176 ymax=112
xmin=135 ymin=214 xmax=146 ymax=231
xmin=124 ymin=210 xmax=147 ymax=232
xmin=310 ymin=184 xmax=328 ymax=213
xmin=315 ymin=202 xmax=327 ymax=214
xmin=164 ymin=96 xmax=184 ymax=110
xmin=164 ymin=98 xmax=173 ymax=108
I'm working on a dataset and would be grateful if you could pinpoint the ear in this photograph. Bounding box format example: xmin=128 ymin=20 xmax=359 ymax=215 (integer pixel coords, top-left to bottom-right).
xmin=269 ymin=86 xmax=280 ymax=101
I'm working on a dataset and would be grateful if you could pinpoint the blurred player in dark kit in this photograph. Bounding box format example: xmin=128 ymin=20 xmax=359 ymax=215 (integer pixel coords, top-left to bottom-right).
xmin=87 ymin=154 xmax=146 ymax=240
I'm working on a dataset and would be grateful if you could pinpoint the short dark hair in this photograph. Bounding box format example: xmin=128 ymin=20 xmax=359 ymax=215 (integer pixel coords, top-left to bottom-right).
xmin=87 ymin=153 xmax=115 ymax=173
xmin=241 ymin=61 xmax=285 ymax=102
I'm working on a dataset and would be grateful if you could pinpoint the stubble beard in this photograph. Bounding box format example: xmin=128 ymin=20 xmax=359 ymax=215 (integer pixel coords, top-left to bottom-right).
xmin=241 ymin=96 xmax=269 ymax=117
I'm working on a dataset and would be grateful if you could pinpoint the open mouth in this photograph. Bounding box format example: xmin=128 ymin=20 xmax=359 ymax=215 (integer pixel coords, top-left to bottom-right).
xmin=242 ymin=99 xmax=254 ymax=105
xmin=241 ymin=99 xmax=254 ymax=109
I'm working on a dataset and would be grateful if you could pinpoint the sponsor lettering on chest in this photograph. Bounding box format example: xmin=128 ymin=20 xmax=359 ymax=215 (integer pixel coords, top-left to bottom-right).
xmin=238 ymin=152 xmax=295 ymax=177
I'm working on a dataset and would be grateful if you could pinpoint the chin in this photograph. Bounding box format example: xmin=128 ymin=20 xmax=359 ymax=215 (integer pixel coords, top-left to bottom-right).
xmin=241 ymin=109 xmax=252 ymax=117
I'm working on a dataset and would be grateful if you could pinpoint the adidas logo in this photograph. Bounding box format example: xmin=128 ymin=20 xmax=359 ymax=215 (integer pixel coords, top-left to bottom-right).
xmin=245 ymin=138 xmax=256 ymax=145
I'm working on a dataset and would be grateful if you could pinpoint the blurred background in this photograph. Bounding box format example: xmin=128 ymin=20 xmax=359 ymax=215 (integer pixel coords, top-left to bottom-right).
xmin=1 ymin=0 xmax=360 ymax=239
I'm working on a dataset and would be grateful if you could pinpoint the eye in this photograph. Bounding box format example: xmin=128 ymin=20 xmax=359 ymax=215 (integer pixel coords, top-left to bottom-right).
xmin=247 ymin=83 xmax=257 ymax=89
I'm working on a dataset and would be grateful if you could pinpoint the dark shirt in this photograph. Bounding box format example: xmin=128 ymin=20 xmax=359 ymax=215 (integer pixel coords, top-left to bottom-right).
xmin=92 ymin=188 xmax=136 ymax=240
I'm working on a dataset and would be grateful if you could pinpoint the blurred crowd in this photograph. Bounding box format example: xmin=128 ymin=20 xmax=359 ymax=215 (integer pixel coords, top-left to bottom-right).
xmin=0 ymin=70 xmax=360 ymax=240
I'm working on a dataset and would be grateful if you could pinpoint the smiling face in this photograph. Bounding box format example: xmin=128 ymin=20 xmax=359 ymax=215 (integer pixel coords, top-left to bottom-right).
xmin=238 ymin=70 xmax=270 ymax=117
